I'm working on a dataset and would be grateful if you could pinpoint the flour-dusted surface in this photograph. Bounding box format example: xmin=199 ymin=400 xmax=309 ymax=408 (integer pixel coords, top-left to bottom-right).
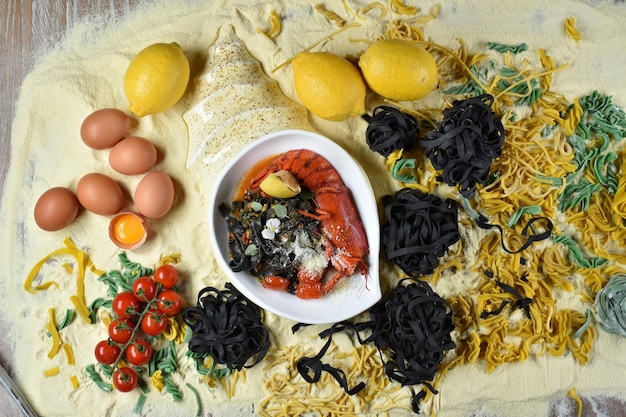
xmin=2 ymin=1 xmax=626 ymax=416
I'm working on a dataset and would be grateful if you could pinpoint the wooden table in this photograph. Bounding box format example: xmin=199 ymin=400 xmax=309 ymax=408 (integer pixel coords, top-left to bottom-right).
xmin=1 ymin=2 xmax=626 ymax=416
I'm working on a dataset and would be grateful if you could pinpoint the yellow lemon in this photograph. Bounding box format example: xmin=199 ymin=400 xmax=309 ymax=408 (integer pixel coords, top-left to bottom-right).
xmin=292 ymin=52 xmax=366 ymax=121
xmin=259 ymin=171 xmax=301 ymax=198
xmin=124 ymin=42 xmax=190 ymax=117
xmin=358 ymin=39 xmax=438 ymax=102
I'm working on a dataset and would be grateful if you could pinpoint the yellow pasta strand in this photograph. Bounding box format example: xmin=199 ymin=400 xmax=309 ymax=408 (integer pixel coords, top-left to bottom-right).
xmin=158 ymin=253 xmax=181 ymax=266
xmin=62 ymin=343 xmax=75 ymax=366
xmin=315 ymin=4 xmax=345 ymax=27
xmin=70 ymin=295 xmax=92 ymax=324
xmin=568 ymin=387 xmax=584 ymax=416
xmin=44 ymin=366 xmax=60 ymax=377
xmin=151 ymin=369 xmax=166 ymax=392
xmin=389 ymin=0 xmax=417 ymax=15
xmin=565 ymin=17 xmax=582 ymax=42
xmin=358 ymin=2 xmax=387 ymax=18
xmin=46 ymin=308 xmax=62 ymax=360
xmin=257 ymin=10 xmax=282 ymax=40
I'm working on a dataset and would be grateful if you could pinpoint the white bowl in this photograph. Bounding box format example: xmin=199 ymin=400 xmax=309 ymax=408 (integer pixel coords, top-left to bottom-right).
xmin=209 ymin=129 xmax=381 ymax=324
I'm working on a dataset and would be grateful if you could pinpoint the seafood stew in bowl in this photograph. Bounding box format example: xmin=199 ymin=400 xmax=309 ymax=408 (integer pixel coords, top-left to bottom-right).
xmin=209 ymin=129 xmax=381 ymax=324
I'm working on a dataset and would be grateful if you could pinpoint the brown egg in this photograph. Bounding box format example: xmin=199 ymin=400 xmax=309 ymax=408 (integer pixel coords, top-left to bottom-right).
xmin=109 ymin=136 xmax=157 ymax=175
xmin=134 ymin=171 xmax=175 ymax=219
xmin=34 ymin=187 xmax=80 ymax=231
xmin=76 ymin=173 xmax=125 ymax=215
xmin=80 ymin=108 xmax=130 ymax=150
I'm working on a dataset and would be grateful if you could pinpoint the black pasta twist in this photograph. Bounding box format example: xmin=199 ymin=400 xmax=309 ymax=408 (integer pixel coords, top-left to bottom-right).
xmin=182 ymin=283 xmax=270 ymax=370
xmin=363 ymin=106 xmax=420 ymax=157
xmin=420 ymin=94 xmax=504 ymax=198
xmin=381 ymin=188 xmax=460 ymax=277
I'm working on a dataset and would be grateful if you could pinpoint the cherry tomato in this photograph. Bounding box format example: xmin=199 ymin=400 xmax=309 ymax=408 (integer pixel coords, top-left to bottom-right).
xmin=295 ymin=282 xmax=323 ymax=299
xmin=154 ymin=264 xmax=178 ymax=289
xmin=94 ymin=339 xmax=121 ymax=365
xmin=156 ymin=290 xmax=183 ymax=316
xmin=108 ymin=318 xmax=135 ymax=344
xmin=141 ymin=309 xmax=168 ymax=336
xmin=112 ymin=292 xmax=140 ymax=319
xmin=262 ymin=275 xmax=290 ymax=291
xmin=126 ymin=338 xmax=152 ymax=366
xmin=112 ymin=367 xmax=138 ymax=393
xmin=132 ymin=276 xmax=158 ymax=303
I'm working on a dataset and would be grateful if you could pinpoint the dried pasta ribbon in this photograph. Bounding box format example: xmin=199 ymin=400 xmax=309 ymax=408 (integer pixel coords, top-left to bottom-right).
xmin=565 ymin=17 xmax=582 ymax=42
xmin=44 ymin=367 xmax=60 ymax=377
xmin=151 ymin=369 xmax=166 ymax=392
xmin=362 ymin=279 xmax=455 ymax=413
xmin=295 ymin=322 xmax=366 ymax=396
xmin=295 ymin=279 xmax=454 ymax=414
xmin=158 ymin=253 xmax=181 ymax=266
xmin=363 ymin=106 xmax=420 ymax=157
xmin=25 ymin=237 xmax=94 ymax=323
xmin=568 ymin=387 xmax=584 ymax=416
xmin=389 ymin=0 xmax=418 ymax=15
xmin=421 ymin=94 xmax=505 ymax=198
xmin=314 ymin=4 xmax=345 ymax=27
xmin=475 ymin=214 xmax=553 ymax=254
xmin=595 ymin=274 xmax=626 ymax=337
xmin=46 ymin=308 xmax=62 ymax=360
xmin=612 ymin=152 xmax=626 ymax=226
xmin=182 ymin=283 xmax=270 ymax=370
xmin=381 ymin=188 xmax=460 ymax=277
xmin=358 ymin=2 xmax=387 ymax=17
xmin=257 ymin=10 xmax=282 ymax=40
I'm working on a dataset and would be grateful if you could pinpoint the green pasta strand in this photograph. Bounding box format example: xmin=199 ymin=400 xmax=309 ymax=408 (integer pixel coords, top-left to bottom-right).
xmin=595 ymin=274 xmax=626 ymax=337
xmin=186 ymin=383 xmax=202 ymax=417
xmin=507 ymin=206 xmax=541 ymax=228
xmin=165 ymin=377 xmax=182 ymax=402
xmin=391 ymin=158 xmax=418 ymax=183
xmin=85 ymin=364 xmax=112 ymax=392
xmin=133 ymin=394 xmax=147 ymax=414
xmin=552 ymin=234 xmax=607 ymax=268
xmin=486 ymin=41 xmax=528 ymax=54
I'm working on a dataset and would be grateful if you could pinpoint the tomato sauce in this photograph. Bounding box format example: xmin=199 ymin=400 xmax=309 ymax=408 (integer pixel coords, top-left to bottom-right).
xmin=233 ymin=153 xmax=278 ymax=201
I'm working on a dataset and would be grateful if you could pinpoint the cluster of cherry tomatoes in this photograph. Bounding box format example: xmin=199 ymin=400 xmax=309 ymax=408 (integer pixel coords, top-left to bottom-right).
xmin=94 ymin=264 xmax=183 ymax=392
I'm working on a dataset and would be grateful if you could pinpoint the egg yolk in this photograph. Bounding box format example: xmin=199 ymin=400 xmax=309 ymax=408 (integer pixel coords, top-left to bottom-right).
xmin=111 ymin=213 xmax=146 ymax=244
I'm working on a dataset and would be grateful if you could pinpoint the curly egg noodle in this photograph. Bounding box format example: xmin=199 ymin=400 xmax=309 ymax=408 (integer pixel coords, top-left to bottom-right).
xmin=4 ymin=0 xmax=626 ymax=416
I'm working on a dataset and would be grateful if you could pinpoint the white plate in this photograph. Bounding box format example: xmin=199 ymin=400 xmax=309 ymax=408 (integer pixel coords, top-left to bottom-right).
xmin=209 ymin=129 xmax=381 ymax=324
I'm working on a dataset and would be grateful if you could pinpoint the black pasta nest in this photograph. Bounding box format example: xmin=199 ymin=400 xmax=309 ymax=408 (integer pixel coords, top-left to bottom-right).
xmin=364 ymin=106 xmax=420 ymax=157
xmin=366 ymin=279 xmax=456 ymax=411
xmin=182 ymin=283 xmax=270 ymax=370
xmin=420 ymin=94 xmax=505 ymax=198
xmin=382 ymin=188 xmax=460 ymax=277
xmin=294 ymin=278 xmax=456 ymax=414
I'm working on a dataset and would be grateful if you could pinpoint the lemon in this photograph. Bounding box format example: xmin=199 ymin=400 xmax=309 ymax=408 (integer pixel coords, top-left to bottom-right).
xmin=292 ymin=52 xmax=366 ymax=121
xmin=259 ymin=171 xmax=301 ymax=198
xmin=124 ymin=42 xmax=190 ymax=117
xmin=358 ymin=39 xmax=438 ymax=102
